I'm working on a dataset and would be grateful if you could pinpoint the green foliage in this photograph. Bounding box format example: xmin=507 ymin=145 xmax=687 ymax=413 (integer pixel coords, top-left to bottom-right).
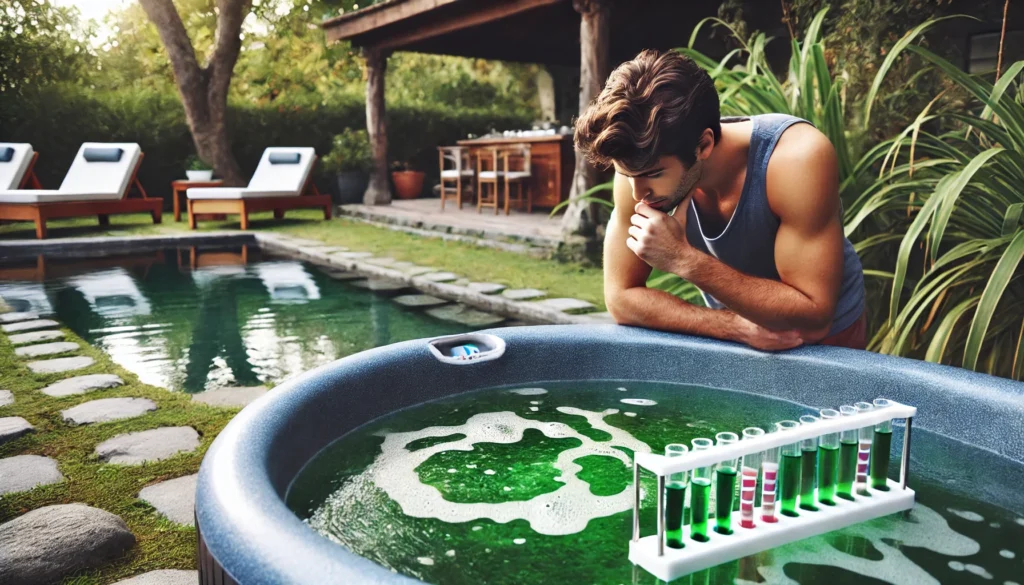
xmin=321 ymin=128 xmax=372 ymax=174
xmin=0 ymin=0 xmax=96 ymax=95
xmin=185 ymin=154 xmax=212 ymax=171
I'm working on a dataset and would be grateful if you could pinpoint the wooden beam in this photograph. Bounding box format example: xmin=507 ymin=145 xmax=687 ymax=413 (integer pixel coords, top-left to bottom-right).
xmin=323 ymin=0 xmax=462 ymax=42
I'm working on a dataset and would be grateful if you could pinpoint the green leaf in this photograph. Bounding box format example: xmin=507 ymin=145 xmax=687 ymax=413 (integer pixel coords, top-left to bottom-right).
xmin=928 ymin=148 xmax=1005 ymax=263
xmin=889 ymin=176 xmax=950 ymax=325
xmin=963 ymin=229 xmax=1024 ymax=370
xmin=924 ymin=296 xmax=979 ymax=363
xmin=1003 ymin=203 xmax=1024 ymax=236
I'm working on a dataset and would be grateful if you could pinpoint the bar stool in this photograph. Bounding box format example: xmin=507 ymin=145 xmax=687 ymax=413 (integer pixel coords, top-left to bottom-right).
xmin=437 ymin=146 xmax=474 ymax=210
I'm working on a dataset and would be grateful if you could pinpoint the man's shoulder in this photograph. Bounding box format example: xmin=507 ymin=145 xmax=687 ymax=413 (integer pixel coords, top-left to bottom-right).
xmin=764 ymin=122 xmax=839 ymax=218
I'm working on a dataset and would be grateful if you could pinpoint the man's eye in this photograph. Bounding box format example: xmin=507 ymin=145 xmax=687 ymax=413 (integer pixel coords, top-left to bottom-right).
xmin=647 ymin=173 xmax=662 ymax=179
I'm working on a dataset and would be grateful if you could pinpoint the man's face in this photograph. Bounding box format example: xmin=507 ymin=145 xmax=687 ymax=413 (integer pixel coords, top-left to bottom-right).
xmin=614 ymin=155 xmax=701 ymax=214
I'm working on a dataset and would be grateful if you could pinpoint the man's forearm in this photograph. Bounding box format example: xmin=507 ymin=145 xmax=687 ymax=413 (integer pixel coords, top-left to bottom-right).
xmin=682 ymin=253 xmax=830 ymax=332
xmin=607 ymin=285 xmax=741 ymax=341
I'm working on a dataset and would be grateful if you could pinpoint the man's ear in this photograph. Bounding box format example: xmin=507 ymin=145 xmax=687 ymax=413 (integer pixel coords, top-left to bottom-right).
xmin=696 ymin=128 xmax=715 ymax=162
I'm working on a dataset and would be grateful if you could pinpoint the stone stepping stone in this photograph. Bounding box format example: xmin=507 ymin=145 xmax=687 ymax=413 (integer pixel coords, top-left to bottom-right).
xmin=350 ymin=278 xmax=411 ymax=292
xmin=364 ymin=256 xmax=398 ymax=266
xmin=15 ymin=341 xmax=80 ymax=358
xmin=95 ymin=427 xmax=200 ymax=465
xmin=468 ymin=282 xmax=507 ymax=295
xmin=41 ymin=374 xmax=124 ymax=397
xmin=138 ymin=474 xmax=197 ymax=526
xmin=113 ymin=570 xmax=198 ymax=585
xmin=191 ymin=386 xmax=268 ymax=408
xmin=573 ymin=311 xmax=617 ymax=324
xmin=401 ymin=266 xmax=435 ymax=276
xmin=8 ymin=330 xmax=65 ymax=345
xmin=531 ymin=297 xmax=597 ymax=314
xmin=62 ymin=398 xmax=157 ymax=426
xmin=390 ymin=261 xmax=416 ymax=271
xmin=502 ymin=288 xmax=546 ymax=301
xmin=426 ymin=305 xmax=505 ymax=327
xmin=419 ymin=271 xmax=459 ymax=283
xmin=0 ymin=417 xmax=33 ymax=445
xmin=2 ymin=319 xmax=59 ymax=333
xmin=0 ymin=312 xmax=37 ymax=323
xmin=393 ymin=294 xmax=449 ymax=308
xmin=332 ymin=251 xmax=373 ymax=259
xmin=454 ymin=278 xmax=472 ymax=286
xmin=26 ymin=356 xmax=94 ymax=374
xmin=323 ymin=269 xmax=364 ymax=281
xmin=0 ymin=503 xmax=135 ymax=585
xmin=0 ymin=455 xmax=64 ymax=495
xmin=0 ymin=390 xmax=12 ymax=408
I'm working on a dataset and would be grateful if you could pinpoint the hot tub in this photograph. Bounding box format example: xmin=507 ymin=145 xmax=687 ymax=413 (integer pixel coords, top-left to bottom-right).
xmin=194 ymin=324 xmax=1024 ymax=584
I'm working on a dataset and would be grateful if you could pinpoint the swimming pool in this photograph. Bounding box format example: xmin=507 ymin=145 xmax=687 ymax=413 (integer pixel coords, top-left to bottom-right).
xmin=0 ymin=245 xmax=494 ymax=393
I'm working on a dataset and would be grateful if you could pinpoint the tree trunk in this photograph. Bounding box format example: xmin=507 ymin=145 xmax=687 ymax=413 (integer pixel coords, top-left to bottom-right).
xmin=139 ymin=0 xmax=248 ymax=186
xmin=363 ymin=46 xmax=392 ymax=205
xmin=561 ymin=0 xmax=611 ymax=244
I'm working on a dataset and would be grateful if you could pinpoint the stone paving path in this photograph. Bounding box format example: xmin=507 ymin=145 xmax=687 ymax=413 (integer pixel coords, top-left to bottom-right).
xmin=26 ymin=355 xmax=95 ymax=374
xmin=8 ymin=330 xmax=65 ymax=345
xmin=138 ymin=474 xmax=198 ymax=526
xmin=62 ymin=398 xmax=158 ymax=425
xmin=15 ymin=341 xmax=80 ymax=358
xmin=0 ymin=455 xmax=64 ymax=495
xmin=41 ymin=374 xmax=124 ymax=397
xmin=95 ymin=427 xmax=200 ymax=465
xmin=113 ymin=569 xmax=199 ymax=584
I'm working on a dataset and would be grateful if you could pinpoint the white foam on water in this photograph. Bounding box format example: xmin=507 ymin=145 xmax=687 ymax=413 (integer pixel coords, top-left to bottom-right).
xmin=529 ymin=407 xmax=539 ymax=412
xmin=472 ymin=526 xmax=482 ymax=531
xmin=991 ymin=522 xmax=1001 ymax=528
xmin=1005 ymin=581 xmax=1021 ymax=585
xmin=999 ymin=549 xmax=1015 ymax=559
xmin=484 ymin=469 xmax=496 ymax=475
xmin=513 ymin=538 xmax=526 ymax=545
xmin=448 ymin=469 xmax=457 ymax=473
xmin=355 ymin=408 xmax=650 ymax=535
xmin=417 ymin=557 xmax=434 ymax=566
xmin=965 ymin=564 xmax=993 ymax=579
xmin=617 ymin=387 xmax=627 ymax=392
xmin=510 ymin=388 xmax=548 ymax=396
xmin=445 ymin=550 xmax=455 ymax=557
xmin=466 ymin=464 xmax=477 ymax=469
xmin=530 ymin=401 xmax=541 ymax=405
xmin=503 ymin=487 xmax=511 ymax=492
xmin=948 ymin=508 xmax=985 ymax=522
xmin=620 ymin=399 xmax=656 ymax=406
xmin=1016 ymin=517 xmax=1024 ymax=526
xmin=624 ymin=412 xmax=637 ymax=418
xmin=749 ymin=503 xmax=980 ymax=585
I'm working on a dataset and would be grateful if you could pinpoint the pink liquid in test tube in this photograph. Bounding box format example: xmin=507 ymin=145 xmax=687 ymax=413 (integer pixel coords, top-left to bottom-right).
xmin=761 ymin=461 xmax=779 ymax=523
xmin=740 ymin=466 xmax=758 ymax=528
xmin=854 ymin=401 xmax=874 ymax=495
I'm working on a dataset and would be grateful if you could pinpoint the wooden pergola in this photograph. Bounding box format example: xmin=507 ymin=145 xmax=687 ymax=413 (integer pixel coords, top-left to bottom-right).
xmin=321 ymin=0 xmax=785 ymax=242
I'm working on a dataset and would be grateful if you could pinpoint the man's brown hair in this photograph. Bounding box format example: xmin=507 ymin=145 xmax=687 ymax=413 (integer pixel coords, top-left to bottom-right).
xmin=574 ymin=49 xmax=721 ymax=173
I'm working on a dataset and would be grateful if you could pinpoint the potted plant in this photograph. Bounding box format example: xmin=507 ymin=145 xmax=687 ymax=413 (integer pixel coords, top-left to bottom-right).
xmin=390 ymin=160 xmax=425 ymax=200
xmin=185 ymin=154 xmax=214 ymax=182
xmin=321 ymin=128 xmax=372 ymax=204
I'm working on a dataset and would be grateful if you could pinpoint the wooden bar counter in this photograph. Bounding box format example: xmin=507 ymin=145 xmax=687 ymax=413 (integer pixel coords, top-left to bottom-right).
xmin=455 ymin=134 xmax=575 ymax=209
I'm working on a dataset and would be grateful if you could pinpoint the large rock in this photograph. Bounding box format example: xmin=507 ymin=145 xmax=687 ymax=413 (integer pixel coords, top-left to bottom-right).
xmin=501 ymin=288 xmax=546 ymax=301
xmin=349 ymin=278 xmax=410 ymax=293
xmin=41 ymin=374 xmax=124 ymax=397
xmin=393 ymin=294 xmax=448 ymax=308
xmin=15 ymin=341 xmax=80 ymax=358
xmin=138 ymin=474 xmax=197 ymax=526
xmin=113 ymin=570 xmax=198 ymax=585
xmin=0 ymin=417 xmax=33 ymax=445
xmin=0 ymin=503 xmax=136 ymax=585
xmin=8 ymin=330 xmax=65 ymax=345
xmin=0 ymin=390 xmax=12 ymax=407
xmin=0 ymin=455 xmax=64 ymax=495
xmin=62 ymin=398 xmax=157 ymax=425
xmin=425 ymin=305 xmax=505 ymax=327
xmin=2 ymin=319 xmax=59 ymax=333
xmin=0 ymin=312 xmax=38 ymax=323
xmin=95 ymin=427 xmax=200 ymax=465
xmin=467 ymin=282 xmax=507 ymax=295
xmin=26 ymin=356 xmax=94 ymax=374
xmin=191 ymin=386 xmax=268 ymax=408
xmin=419 ymin=271 xmax=459 ymax=283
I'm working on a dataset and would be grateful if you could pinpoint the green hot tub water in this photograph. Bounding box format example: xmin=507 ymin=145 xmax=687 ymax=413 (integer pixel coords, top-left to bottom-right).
xmin=288 ymin=382 xmax=1024 ymax=585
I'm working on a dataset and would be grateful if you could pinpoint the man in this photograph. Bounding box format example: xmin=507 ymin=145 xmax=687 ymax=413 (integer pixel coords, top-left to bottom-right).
xmin=574 ymin=49 xmax=866 ymax=351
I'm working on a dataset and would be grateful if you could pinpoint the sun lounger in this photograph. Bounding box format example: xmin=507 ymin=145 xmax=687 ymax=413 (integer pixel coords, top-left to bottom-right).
xmin=0 ymin=143 xmax=42 ymax=189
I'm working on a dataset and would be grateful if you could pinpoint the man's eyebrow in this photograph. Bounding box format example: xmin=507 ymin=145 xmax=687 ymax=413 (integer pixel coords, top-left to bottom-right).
xmin=620 ymin=166 xmax=664 ymax=179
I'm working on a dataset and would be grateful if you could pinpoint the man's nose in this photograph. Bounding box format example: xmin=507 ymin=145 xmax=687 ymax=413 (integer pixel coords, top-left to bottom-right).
xmin=630 ymin=179 xmax=649 ymax=201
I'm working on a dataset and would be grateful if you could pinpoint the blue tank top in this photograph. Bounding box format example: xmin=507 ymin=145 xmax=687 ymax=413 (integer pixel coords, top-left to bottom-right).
xmin=683 ymin=114 xmax=865 ymax=336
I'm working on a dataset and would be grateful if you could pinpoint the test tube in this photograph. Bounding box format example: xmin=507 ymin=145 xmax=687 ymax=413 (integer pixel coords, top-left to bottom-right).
xmin=776 ymin=420 xmax=801 ymax=517
xmin=740 ymin=427 xmax=764 ymax=528
xmin=761 ymin=436 xmax=780 ymax=524
xmin=798 ymin=415 xmax=820 ymax=512
xmin=690 ymin=437 xmax=713 ymax=542
xmin=837 ymin=405 xmax=858 ymax=500
xmin=870 ymin=398 xmax=894 ymax=491
xmin=817 ymin=409 xmax=840 ymax=506
xmin=854 ymin=401 xmax=874 ymax=496
xmin=665 ymin=444 xmax=689 ymax=549
xmin=714 ymin=432 xmax=739 ymax=535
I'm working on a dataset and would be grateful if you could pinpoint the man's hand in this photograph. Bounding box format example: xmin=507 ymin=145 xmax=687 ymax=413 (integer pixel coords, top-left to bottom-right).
xmin=727 ymin=311 xmax=804 ymax=351
xmin=626 ymin=201 xmax=701 ymax=276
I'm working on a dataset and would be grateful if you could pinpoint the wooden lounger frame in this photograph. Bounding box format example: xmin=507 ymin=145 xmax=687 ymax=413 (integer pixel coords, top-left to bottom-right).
xmin=19 ymin=152 xmax=43 ymax=189
xmin=0 ymin=152 xmax=162 ymax=239
xmin=187 ymin=157 xmax=331 ymax=230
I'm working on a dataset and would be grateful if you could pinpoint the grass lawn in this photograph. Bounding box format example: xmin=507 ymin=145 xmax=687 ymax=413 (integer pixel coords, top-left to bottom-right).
xmin=0 ymin=210 xmax=606 ymax=308
xmin=0 ymin=325 xmax=235 ymax=584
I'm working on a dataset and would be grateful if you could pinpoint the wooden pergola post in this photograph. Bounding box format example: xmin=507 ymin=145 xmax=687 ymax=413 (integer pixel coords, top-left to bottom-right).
xmin=561 ymin=0 xmax=611 ymax=248
xmin=363 ymin=46 xmax=392 ymax=205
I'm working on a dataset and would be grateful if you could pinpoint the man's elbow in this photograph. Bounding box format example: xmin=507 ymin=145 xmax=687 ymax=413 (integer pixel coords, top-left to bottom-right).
xmin=605 ymin=290 xmax=639 ymax=326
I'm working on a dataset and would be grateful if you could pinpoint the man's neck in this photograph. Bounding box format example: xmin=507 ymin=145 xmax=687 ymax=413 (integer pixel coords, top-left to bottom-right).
xmin=695 ymin=121 xmax=750 ymax=200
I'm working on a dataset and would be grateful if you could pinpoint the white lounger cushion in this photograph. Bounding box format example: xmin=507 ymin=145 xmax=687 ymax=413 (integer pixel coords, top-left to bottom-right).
xmin=0 ymin=142 xmax=142 ymax=204
xmin=187 ymin=147 xmax=315 ymax=200
xmin=0 ymin=143 xmax=34 ymax=190
xmin=441 ymin=169 xmax=474 ymax=178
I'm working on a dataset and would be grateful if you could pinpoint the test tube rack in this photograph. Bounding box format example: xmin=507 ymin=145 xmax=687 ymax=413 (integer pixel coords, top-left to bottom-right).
xmin=628 ymin=400 xmax=916 ymax=581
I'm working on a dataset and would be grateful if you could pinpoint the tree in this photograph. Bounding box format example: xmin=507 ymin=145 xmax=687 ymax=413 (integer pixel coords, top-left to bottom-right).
xmin=0 ymin=0 xmax=94 ymax=96
xmin=138 ymin=0 xmax=252 ymax=184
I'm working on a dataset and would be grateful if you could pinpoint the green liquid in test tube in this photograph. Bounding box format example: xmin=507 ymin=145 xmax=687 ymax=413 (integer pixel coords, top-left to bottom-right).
xmin=837 ymin=404 xmax=859 ymax=501
xmin=798 ymin=414 xmax=820 ymax=512
xmin=690 ymin=437 xmax=713 ymax=542
xmin=776 ymin=420 xmax=801 ymax=518
xmin=817 ymin=409 xmax=841 ymax=506
xmin=664 ymin=443 xmax=689 ymax=549
xmin=870 ymin=398 xmax=894 ymax=491
xmin=714 ymin=432 xmax=739 ymax=535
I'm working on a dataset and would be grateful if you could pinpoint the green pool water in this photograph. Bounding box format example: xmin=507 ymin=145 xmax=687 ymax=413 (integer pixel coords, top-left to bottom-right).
xmin=287 ymin=382 xmax=1024 ymax=585
xmin=0 ymin=247 xmax=479 ymax=393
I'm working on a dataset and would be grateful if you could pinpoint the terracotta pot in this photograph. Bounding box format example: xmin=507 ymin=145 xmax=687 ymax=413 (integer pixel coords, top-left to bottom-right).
xmin=391 ymin=170 xmax=425 ymax=199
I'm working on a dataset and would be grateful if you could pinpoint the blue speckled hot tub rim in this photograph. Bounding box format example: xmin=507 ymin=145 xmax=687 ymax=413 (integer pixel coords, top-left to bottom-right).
xmin=194 ymin=324 xmax=1024 ymax=585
